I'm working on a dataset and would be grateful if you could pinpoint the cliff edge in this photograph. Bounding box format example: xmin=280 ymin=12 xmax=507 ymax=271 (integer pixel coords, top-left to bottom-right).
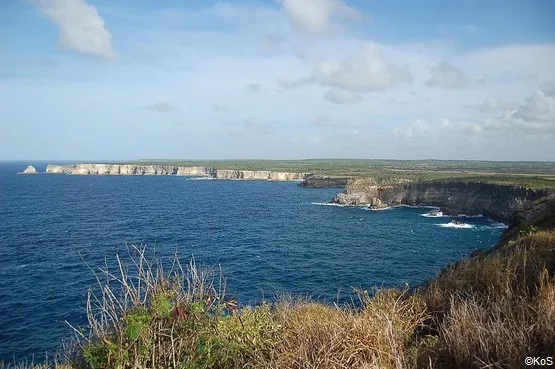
xmin=332 ymin=178 xmax=554 ymax=224
xmin=44 ymin=164 xmax=306 ymax=181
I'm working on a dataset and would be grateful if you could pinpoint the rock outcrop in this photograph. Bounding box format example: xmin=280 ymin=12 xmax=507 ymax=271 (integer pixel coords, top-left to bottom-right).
xmin=300 ymin=176 xmax=350 ymax=188
xmin=19 ymin=165 xmax=38 ymax=174
xmin=214 ymin=169 xmax=304 ymax=181
xmin=45 ymin=164 xmax=305 ymax=181
xmin=332 ymin=178 xmax=554 ymax=223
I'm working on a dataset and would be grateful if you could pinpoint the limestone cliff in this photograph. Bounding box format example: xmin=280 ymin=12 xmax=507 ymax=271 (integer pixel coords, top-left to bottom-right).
xmin=214 ymin=169 xmax=305 ymax=180
xmin=332 ymin=179 xmax=554 ymax=223
xmin=45 ymin=164 xmax=214 ymax=176
xmin=299 ymin=176 xmax=350 ymax=188
xmin=45 ymin=164 xmax=305 ymax=181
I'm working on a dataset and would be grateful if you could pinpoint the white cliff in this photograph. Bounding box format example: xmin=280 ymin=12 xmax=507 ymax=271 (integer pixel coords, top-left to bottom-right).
xmin=45 ymin=164 xmax=304 ymax=181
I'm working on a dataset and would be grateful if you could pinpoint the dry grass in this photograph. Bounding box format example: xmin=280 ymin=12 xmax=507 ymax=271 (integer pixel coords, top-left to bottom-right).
xmin=258 ymin=289 xmax=429 ymax=369
xmin=422 ymin=230 xmax=555 ymax=368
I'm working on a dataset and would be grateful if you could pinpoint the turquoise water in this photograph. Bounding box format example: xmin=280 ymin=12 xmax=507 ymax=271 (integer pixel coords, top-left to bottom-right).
xmin=0 ymin=162 xmax=506 ymax=362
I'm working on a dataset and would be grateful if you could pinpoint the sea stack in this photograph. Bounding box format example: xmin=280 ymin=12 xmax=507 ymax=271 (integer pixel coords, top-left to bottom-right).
xmin=20 ymin=165 xmax=38 ymax=174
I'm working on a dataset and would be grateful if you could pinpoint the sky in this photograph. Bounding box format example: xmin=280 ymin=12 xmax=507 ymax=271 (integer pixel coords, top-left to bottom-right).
xmin=1 ymin=0 xmax=554 ymax=161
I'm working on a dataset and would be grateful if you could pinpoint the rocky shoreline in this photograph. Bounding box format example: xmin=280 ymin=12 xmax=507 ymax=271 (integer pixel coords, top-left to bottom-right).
xmin=44 ymin=164 xmax=307 ymax=181
xmin=37 ymin=164 xmax=555 ymax=226
xmin=330 ymin=178 xmax=554 ymax=224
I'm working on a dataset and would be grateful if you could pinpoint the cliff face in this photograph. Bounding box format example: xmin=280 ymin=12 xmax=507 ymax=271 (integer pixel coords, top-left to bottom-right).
xmin=300 ymin=176 xmax=350 ymax=188
xmin=45 ymin=164 xmax=214 ymax=176
xmin=214 ymin=170 xmax=304 ymax=180
xmin=45 ymin=164 xmax=304 ymax=181
xmin=332 ymin=179 xmax=554 ymax=223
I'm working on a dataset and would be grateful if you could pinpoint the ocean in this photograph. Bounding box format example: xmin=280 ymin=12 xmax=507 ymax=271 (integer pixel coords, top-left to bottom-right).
xmin=0 ymin=162 xmax=506 ymax=362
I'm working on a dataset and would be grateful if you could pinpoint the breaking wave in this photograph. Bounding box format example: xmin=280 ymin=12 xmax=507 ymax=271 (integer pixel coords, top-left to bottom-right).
xmin=437 ymin=222 xmax=475 ymax=229
xmin=311 ymin=202 xmax=347 ymax=207
xmin=420 ymin=212 xmax=449 ymax=218
xmin=365 ymin=206 xmax=393 ymax=211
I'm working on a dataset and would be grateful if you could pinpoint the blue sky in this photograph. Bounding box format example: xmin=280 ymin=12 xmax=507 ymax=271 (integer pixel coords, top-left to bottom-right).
xmin=1 ymin=0 xmax=554 ymax=160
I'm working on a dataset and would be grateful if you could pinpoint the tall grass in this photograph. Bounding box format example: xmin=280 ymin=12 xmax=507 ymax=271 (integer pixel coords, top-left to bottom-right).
xmin=64 ymin=247 xmax=430 ymax=369
xmin=423 ymin=229 xmax=555 ymax=368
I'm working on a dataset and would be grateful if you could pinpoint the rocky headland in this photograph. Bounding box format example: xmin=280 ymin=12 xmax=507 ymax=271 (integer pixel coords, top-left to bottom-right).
xmin=44 ymin=164 xmax=306 ymax=181
xmin=332 ymin=178 xmax=554 ymax=224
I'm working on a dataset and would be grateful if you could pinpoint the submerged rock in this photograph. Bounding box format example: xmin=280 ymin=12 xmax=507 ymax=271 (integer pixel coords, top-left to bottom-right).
xmin=20 ymin=165 xmax=37 ymax=174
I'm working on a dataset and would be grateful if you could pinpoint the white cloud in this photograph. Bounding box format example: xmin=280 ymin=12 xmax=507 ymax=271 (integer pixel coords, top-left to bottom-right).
xmin=277 ymin=77 xmax=314 ymax=90
xmin=474 ymin=98 xmax=517 ymax=114
xmin=281 ymin=0 xmax=360 ymax=37
xmin=37 ymin=0 xmax=117 ymax=59
xmin=394 ymin=83 xmax=555 ymax=142
xmin=393 ymin=120 xmax=432 ymax=138
xmin=312 ymin=42 xmax=412 ymax=92
xmin=426 ymin=61 xmax=468 ymax=89
xmin=323 ymin=89 xmax=363 ymax=104
xmin=440 ymin=118 xmax=485 ymax=137
xmin=511 ymin=85 xmax=555 ymax=123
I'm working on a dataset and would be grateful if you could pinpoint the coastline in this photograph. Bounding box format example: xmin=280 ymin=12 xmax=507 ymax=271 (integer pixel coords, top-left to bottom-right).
xmin=330 ymin=178 xmax=554 ymax=224
xmin=3 ymin=162 xmax=555 ymax=368
xmin=43 ymin=163 xmax=307 ymax=181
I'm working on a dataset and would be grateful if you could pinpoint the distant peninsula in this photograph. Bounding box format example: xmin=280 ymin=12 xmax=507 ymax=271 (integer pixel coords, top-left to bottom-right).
xmin=44 ymin=164 xmax=306 ymax=181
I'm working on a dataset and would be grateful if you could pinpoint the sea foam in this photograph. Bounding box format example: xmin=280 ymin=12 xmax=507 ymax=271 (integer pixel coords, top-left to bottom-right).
xmin=365 ymin=206 xmax=393 ymax=211
xmin=311 ymin=202 xmax=347 ymax=207
xmin=420 ymin=212 xmax=448 ymax=218
xmin=437 ymin=223 xmax=475 ymax=229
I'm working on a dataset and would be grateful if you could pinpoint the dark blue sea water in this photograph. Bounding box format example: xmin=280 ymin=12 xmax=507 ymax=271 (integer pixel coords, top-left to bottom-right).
xmin=0 ymin=162 xmax=506 ymax=362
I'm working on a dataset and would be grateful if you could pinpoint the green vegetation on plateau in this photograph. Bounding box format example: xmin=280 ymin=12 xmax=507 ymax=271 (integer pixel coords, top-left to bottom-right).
xmin=120 ymin=159 xmax=555 ymax=188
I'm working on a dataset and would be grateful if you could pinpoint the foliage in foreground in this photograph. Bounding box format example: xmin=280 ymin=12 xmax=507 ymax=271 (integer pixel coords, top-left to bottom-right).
xmin=3 ymin=229 xmax=555 ymax=369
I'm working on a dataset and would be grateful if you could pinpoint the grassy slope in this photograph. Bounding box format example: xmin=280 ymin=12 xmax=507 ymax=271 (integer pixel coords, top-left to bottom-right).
xmin=113 ymin=159 xmax=555 ymax=188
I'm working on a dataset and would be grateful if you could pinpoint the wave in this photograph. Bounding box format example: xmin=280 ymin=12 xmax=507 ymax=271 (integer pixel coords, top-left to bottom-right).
xmin=365 ymin=206 xmax=393 ymax=211
xmin=186 ymin=177 xmax=214 ymax=181
xmin=458 ymin=214 xmax=485 ymax=218
xmin=395 ymin=205 xmax=438 ymax=209
xmin=485 ymin=222 xmax=509 ymax=229
xmin=420 ymin=211 xmax=449 ymax=218
xmin=311 ymin=202 xmax=347 ymax=207
xmin=437 ymin=222 xmax=475 ymax=229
